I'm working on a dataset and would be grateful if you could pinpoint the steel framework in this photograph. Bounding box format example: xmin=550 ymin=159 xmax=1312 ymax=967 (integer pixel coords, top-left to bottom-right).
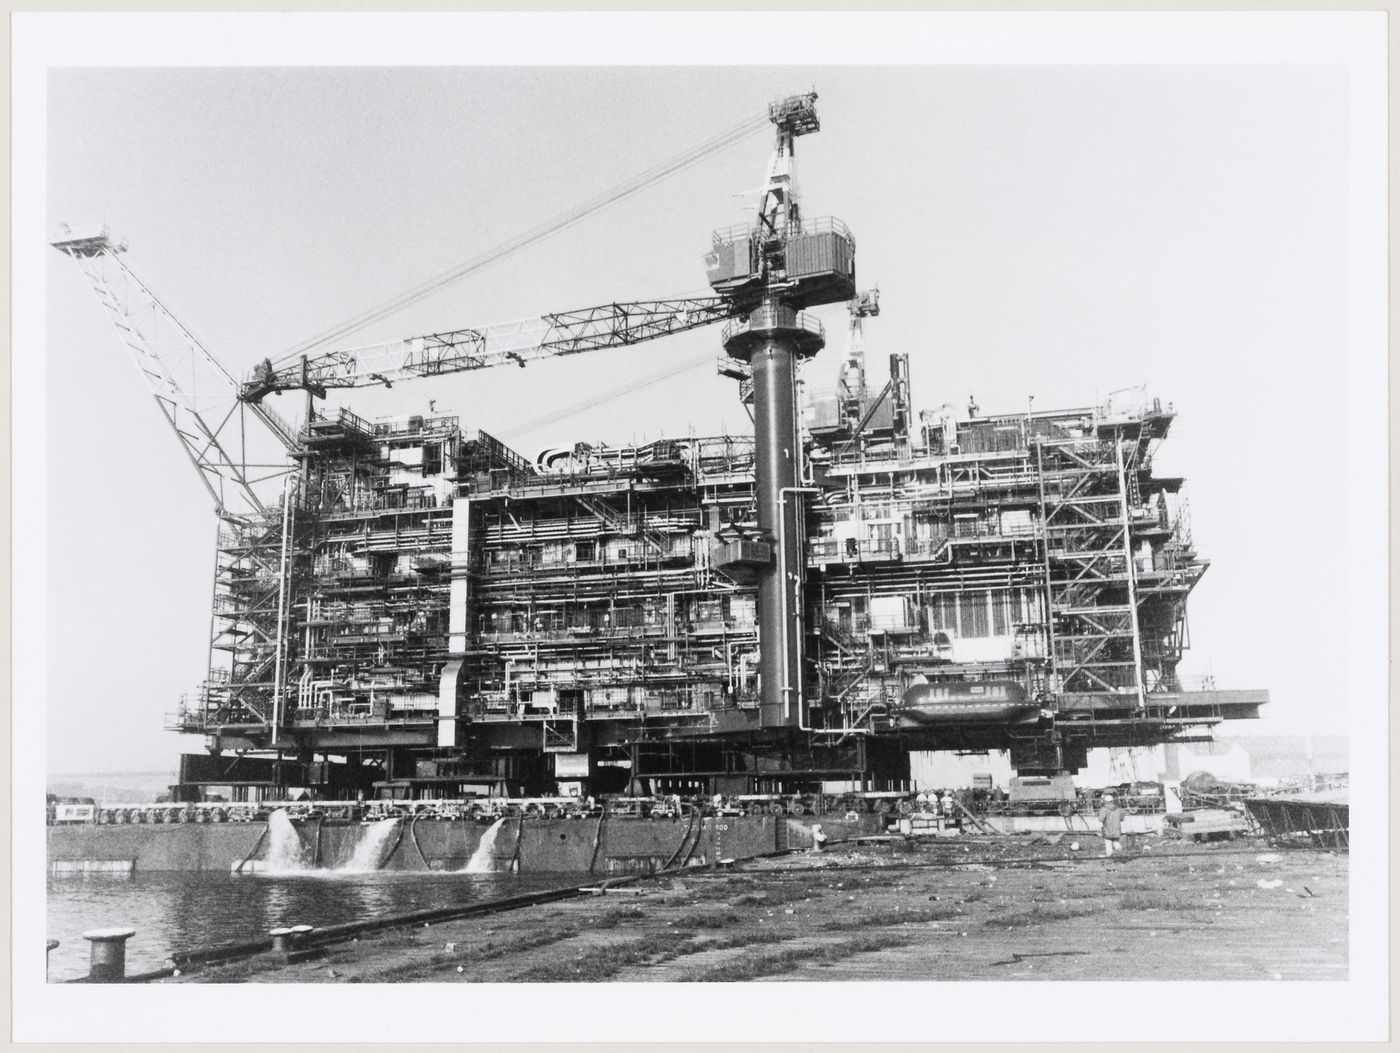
xmin=51 ymin=228 xmax=296 ymax=519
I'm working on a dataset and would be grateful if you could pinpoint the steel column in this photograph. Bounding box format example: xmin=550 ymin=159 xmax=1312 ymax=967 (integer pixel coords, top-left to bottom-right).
xmin=751 ymin=337 xmax=802 ymax=726
xmin=724 ymin=299 xmax=824 ymax=728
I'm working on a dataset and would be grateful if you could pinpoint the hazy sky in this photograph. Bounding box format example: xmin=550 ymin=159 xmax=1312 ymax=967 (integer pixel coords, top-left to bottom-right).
xmin=43 ymin=62 xmax=1354 ymax=772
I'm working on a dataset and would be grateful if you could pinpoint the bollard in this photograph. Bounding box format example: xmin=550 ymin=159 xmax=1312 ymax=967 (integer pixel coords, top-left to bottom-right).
xmin=269 ymin=927 xmax=295 ymax=954
xmin=82 ymin=928 xmax=135 ymax=982
xmin=46 ymin=939 xmax=59 ymax=980
xmin=289 ymin=924 xmax=315 ymax=950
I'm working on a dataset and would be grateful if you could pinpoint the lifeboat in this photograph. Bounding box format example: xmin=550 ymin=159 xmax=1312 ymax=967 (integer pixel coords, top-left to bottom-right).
xmin=896 ymin=680 xmax=1042 ymax=725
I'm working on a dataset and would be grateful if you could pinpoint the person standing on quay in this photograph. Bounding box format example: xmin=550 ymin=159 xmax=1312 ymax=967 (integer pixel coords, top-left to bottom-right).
xmin=1098 ymin=793 xmax=1126 ymax=858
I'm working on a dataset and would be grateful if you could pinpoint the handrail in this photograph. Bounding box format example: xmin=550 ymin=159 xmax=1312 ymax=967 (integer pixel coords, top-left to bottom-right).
xmin=720 ymin=311 xmax=824 ymax=347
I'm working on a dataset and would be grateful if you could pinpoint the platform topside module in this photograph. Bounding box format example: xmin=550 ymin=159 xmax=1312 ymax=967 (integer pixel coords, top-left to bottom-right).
xmin=51 ymin=92 xmax=1266 ymax=801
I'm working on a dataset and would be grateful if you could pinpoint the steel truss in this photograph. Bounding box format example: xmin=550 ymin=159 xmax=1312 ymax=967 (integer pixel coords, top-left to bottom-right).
xmin=52 ymin=230 xmax=296 ymax=518
xmin=1036 ymin=425 xmax=1199 ymax=708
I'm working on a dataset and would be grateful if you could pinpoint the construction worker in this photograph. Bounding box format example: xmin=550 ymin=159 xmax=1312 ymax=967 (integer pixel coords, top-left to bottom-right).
xmin=940 ymin=791 xmax=959 ymax=830
xmin=1098 ymin=793 xmax=1126 ymax=858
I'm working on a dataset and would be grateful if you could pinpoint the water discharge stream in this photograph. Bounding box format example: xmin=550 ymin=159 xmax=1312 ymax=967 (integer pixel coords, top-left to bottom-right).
xmin=263 ymin=809 xmax=309 ymax=872
xmin=464 ymin=818 xmax=508 ymax=873
xmin=260 ymin=810 xmax=401 ymax=874
xmin=341 ymin=817 xmax=400 ymax=872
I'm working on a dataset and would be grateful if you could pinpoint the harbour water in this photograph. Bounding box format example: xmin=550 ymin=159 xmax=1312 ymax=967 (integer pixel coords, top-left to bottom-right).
xmin=46 ymin=869 xmax=578 ymax=982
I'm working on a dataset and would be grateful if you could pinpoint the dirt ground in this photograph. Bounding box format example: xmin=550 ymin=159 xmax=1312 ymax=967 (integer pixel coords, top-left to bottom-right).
xmin=171 ymin=832 xmax=1347 ymax=983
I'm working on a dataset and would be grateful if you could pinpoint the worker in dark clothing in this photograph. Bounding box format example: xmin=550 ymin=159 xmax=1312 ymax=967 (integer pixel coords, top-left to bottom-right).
xmin=1098 ymin=793 xmax=1126 ymax=858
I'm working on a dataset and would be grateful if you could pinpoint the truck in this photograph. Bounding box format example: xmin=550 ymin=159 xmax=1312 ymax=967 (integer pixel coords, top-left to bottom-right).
xmin=1006 ymin=774 xmax=1078 ymax=816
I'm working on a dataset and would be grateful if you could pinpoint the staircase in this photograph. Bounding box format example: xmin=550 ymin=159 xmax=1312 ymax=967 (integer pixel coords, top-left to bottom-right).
xmin=818 ymin=616 xmax=863 ymax=656
xmin=816 ymin=616 xmax=874 ymax=706
xmin=574 ymin=495 xmax=670 ymax=558
xmin=542 ymin=717 xmax=578 ymax=752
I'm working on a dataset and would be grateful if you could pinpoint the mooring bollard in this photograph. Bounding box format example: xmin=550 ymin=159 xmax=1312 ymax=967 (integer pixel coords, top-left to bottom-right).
xmin=46 ymin=939 xmax=59 ymax=979
xmin=81 ymin=927 xmax=135 ymax=982
xmin=270 ymin=925 xmax=316 ymax=954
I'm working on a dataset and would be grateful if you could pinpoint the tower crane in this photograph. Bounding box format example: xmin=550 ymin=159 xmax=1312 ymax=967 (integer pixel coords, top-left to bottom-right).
xmin=52 ymin=90 xmax=855 ymax=737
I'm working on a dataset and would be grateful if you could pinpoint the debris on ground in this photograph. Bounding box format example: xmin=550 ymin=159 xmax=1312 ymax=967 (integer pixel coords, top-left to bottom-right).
xmin=167 ymin=834 xmax=1347 ymax=986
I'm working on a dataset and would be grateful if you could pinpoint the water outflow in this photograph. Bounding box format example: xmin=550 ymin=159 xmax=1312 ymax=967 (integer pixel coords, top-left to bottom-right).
xmin=463 ymin=818 xmax=508 ymax=873
xmin=263 ymin=809 xmax=310 ymax=871
xmin=340 ymin=817 xmax=401 ymax=872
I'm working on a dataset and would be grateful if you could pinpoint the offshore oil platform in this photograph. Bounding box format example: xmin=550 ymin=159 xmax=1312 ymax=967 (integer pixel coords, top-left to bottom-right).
xmin=52 ymin=92 xmax=1265 ymax=803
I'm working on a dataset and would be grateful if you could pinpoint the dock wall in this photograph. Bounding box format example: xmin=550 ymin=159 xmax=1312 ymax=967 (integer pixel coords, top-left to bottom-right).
xmin=47 ymin=813 xmax=879 ymax=874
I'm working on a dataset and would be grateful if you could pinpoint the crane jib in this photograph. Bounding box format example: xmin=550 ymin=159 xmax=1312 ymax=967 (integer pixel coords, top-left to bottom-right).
xmin=239 ymin=296 xmax=739 ymax=402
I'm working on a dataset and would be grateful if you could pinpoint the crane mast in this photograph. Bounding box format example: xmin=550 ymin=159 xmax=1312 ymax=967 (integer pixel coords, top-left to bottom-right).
xmin=706 ymin=91 xmax=857 ymax=730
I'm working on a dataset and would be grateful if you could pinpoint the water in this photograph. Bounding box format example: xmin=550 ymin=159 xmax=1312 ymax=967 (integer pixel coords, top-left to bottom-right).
xmin=262 ymin=809 xmax=309 ymax=871
xmin=46 ymin=869 xmax=578 ymax=982
xmin=342 ymin=817 xmax=401 ymax=872
xmin=255 ymin=812 xmax=405 ymax=874
xmin=464 ymin=818 xmax=508 ymax=873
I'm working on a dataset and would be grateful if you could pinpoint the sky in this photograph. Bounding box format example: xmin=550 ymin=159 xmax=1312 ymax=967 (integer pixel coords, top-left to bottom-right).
xmin=41 ymin=61 xmax=1358 ymax=773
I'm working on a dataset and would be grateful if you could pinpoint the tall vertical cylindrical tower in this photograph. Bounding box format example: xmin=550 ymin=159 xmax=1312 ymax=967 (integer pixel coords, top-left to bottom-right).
xmin=724 ymin=299 xmax=824 ymax=727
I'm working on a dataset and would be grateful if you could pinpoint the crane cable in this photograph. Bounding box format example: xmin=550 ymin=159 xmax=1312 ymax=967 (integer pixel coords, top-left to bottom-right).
xmin=495 ymin=300 xmax=849 ymax=439
xmin=495 ymin=347 xmax=718 ymax=440
xmin=276 ymin=109 xmax=772 ymax=364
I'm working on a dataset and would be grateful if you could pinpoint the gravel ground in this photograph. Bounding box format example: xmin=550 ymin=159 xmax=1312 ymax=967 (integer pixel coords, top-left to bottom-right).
xmin=168 ymin=833 xmax=1347 ymax=984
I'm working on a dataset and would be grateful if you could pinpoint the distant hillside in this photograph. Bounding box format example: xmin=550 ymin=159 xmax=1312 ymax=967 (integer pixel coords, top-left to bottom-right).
xmin=47 ymin=772 xmax=177 ymax=804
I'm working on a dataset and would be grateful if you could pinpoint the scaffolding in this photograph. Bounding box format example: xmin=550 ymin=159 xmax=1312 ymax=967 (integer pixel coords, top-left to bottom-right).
xmin=170 ymin=359 xmax=1260 ymax=794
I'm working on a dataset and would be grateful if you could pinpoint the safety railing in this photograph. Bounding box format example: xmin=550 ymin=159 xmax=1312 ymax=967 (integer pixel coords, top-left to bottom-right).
xmin=807 ymin=537 xmax=901 ymax=563
xmin=720 ymin=311 xmax=824 ymax=348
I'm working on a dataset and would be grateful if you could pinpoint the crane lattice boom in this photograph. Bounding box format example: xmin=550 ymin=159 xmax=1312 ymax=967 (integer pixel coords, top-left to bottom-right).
xmin=241 ymin=296 xmax=741 ymax=403
xmin=51 ymin=227 xmax=297 ymax=519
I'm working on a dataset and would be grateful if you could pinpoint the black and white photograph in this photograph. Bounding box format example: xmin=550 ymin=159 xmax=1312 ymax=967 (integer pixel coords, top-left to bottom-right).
xmin=11 ymin=10 xmax=1388 ymax=1047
